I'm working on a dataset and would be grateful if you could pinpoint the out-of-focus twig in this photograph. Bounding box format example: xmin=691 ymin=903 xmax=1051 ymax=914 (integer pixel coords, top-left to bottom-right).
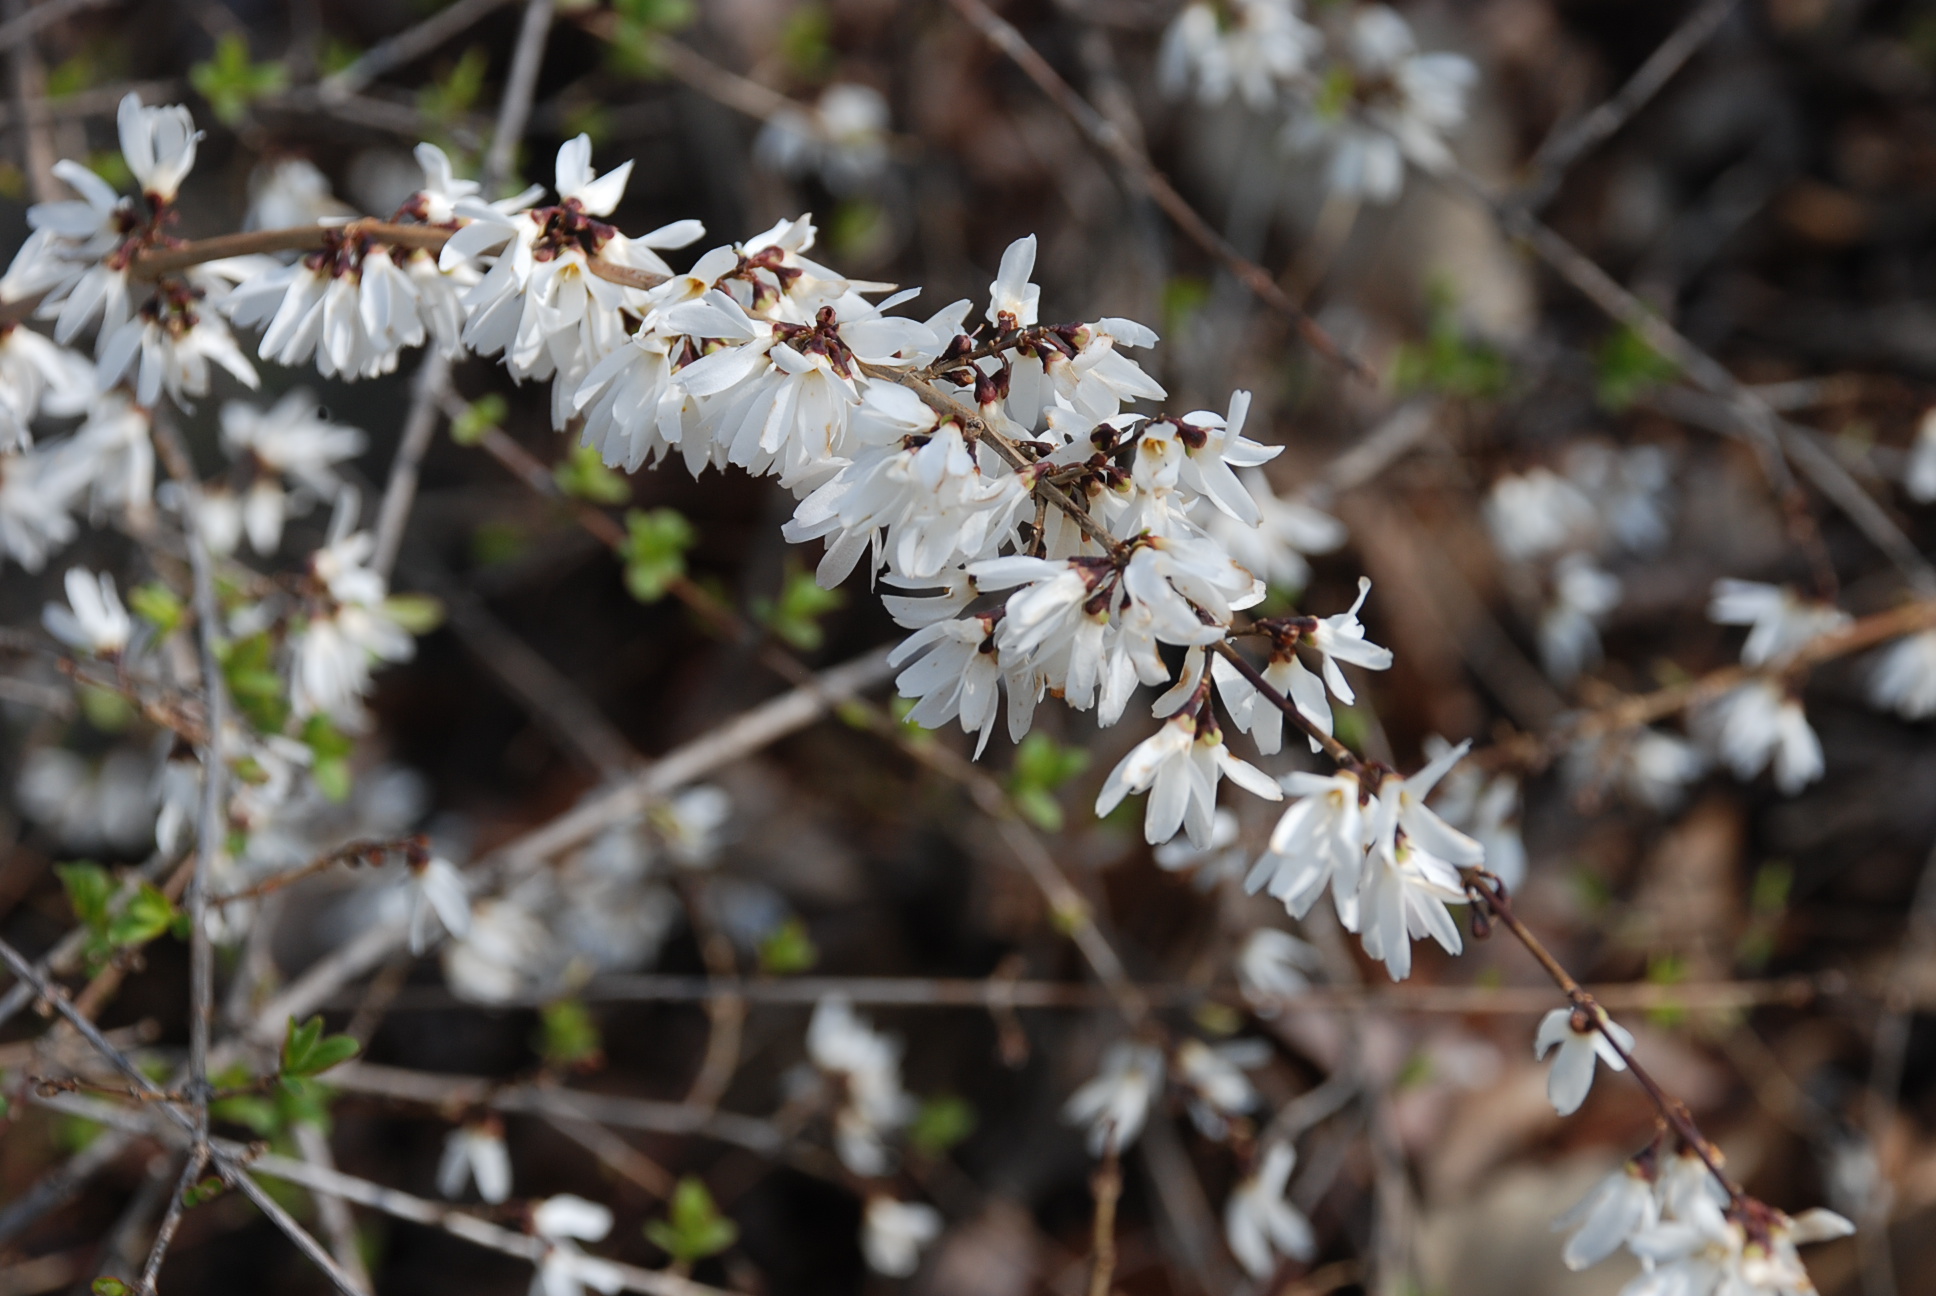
xmin=319 ymin=0 xmax=518 ymax=98
xmin=1515 ymin=0 xmax=1741 ymax=211
xmin=0 ymin=0 xmax=115 ymax=57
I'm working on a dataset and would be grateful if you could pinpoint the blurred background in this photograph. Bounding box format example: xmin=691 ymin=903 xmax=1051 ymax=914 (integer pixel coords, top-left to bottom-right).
xmin=4 ymin=0 xmax=1936 ymax=1293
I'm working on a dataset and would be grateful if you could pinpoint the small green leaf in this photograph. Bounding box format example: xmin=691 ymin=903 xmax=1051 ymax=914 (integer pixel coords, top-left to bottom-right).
xmin=92 ymin=1278 xmax=130 ymax=1296
xmin=106 ymin=882 xmax=177 ymax=949
xmin=56 ymin=861 xmax=114 ymax=932
xmin=189 ymin=33 xmax=287 ymax=127
xmin=1391 ymin=281 xmax=1509 ymax=400
xmin=450 ymin=393 xmax=506 ymax=447
xmin=219 ymin=633 xmax=288 ymax=733
xmin=181 ymin=1175 xmax=228 ymax=1209
xmin=1595 ymin=324 xmax=1679 ymax=412
xmin=281 ymin=1014 xmax=360 ymax=1081
xmin=537 ymin=999 xmax=603 ymax=1069
xmin=756 ymin=917 xmax=818 ymax=975
xmin=908 ymin=1095 xmax=975 ymax=1157
xmin=555 ymin=442 xmax=632 ymax=505
xmin=620 ymin=507 xmax=696 ymax=603
xmin=129 ymin=582 xmax=184 ymax=635
xmin=754 ymin=566 xmax=844 ymax=652
xmin=605 ymin=0 xmax=695 ymax=77
xmin=646 ymin=1177 xmax=738 ymax=1264
xmin=1008 ymin=733 xmax=1089 ymax=830
xmin=380 ymin=593 xmax=445 ymax=635
xmin=417 ymin=46 xmax=489 ymax=126
xmin=77 ymin=684 xmax=134 ymax=733
xmin=777 ymin=3 xmax=833 ymax=81
xmin=472 ymin=520 xmax=529 ymax=567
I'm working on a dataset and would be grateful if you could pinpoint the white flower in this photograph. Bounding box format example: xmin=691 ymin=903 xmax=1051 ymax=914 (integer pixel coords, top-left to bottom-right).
xmin=1566 ymin=728 xmax=1709 ymax=812
xmin=1175 ymin=1038 xmax=1266 ymax=1138
xmin=1423 ymin=738 xmax=1526 ymax=889
xmin=1204 ymin=468 xmax=1344 ymax=594
xmin=1622 ymin=1194 xmax=1851 ymax=1296
xmin=117 ymin=93 xmax=201 ymax=203
xmin=755 ymin=83 xmax=892 ymax=192
xmin=442 ymin=896 xmax=557 ymax=1004
xmin=1533 ymin=1007 xmax=1632 ymax=1116
xmin=0 ymin=161 xmax=128 ymax=310
xmin=1237 ymin=928 xmax=1323 ymax=1009
xmin=1284 ymin=5 xmax=1475 ymax=202
xmin=1554 ymin=1159 xmax=1658 ymax=1271
xmin=1368 ymin=739 xmax=1485 ymax=868
xmin=1224 ymin=1143 xmax=1316 ymax=1279
xmin=1354 ymin=836 xmax=1465 ymax=981
xmin=1152 ymin=806 xmax=1246 ymax=886
xmin=50 ymin=390 xmax=151 ymax=519
xmin=1870 ymin=630 xmax=1936 ymax=719
xmin=290 ymin=531 xmax=417 ymax=722
xmin=245 ymin=157 xmax=354 ymax=231
xmin=96 ymin=281 xmax=259 ymax=409
xmin=16 ymin=745 xmax=157 ymax=853
xmin=406 ymin=142 xmax=481 ymax=225
xmin=862 ymin=1197 xmax=943 ymax=1277
xmin=1540 ymin=554 xmax=1622 ymax=683
xmin=1708 ymin=580 xmax=1850 ymax=667
xmin=1696 ymin=681 xmax=1823 ymax=795
xmin=1159 ymin=0 xmax=1321 ymax=111
xmin=0 ymin=443 xmax=86 ymax=571
xmin=531 ymin=1195 xmax=625 ymax=1296
xmin=407 ymin=855 xmax=472 ymax=954
xmin=1213 ymin=647 xmax=1333 ymax=755
xmin=654 ymin=785 xmax=732 ymax=867
xmin=217 ymin=389 xmax=365 ymax=553
xmin=808 ymin=997 xmax=915 ymax=1176
xmin=438 ymin=1119 xmax=512 ymax=1204
xmin=1246 ymin=770 xmax=1367 ymax=918
xmin=42 ymin=567 xmax=131 ymax=656
xmin=1907 ymin=407 xmax=1936 ymax=503
xmin=986 ymin=235 xmax=1040 ymax=330
xmin=889 ymin=615 xmax=1008 ymax=757
xmin=0 ymin=326 xmax=93 ymax=451
xmin=1304 ymin=577 xmax=1394 ymax=704
xmin=1484 ymin=467 xmax=1597 ymax=563
xmin=1095 ymin=713 xmax=1281 ymax=848
xmin=1064 ymin=1040 xmax=1164 ymax=1156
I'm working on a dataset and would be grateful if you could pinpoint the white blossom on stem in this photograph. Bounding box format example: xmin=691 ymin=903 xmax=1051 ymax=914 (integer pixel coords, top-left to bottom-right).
xmin=1696 ymin=680 xmax=1824 ymax=795
xmin=807 ymin=997 xmax=915 ymax=1176
xmin=42 ymin=567 xmax=131 ymax=656
xmin=1246 ymin=770 xmax=1366 ymax=918
xmin=1534 ymin=1007 xmax=1633 ymax=1116
xmin=1224 ymin=1143 xmax=1317 ymax=1279
xmin=531 ymin=1195 xmax=625 ymax=1296
xmin=1867 ymin=630 xmax=1936 ymax=720
xmin=438 ymin=1119 xmax=512 ymax=1204
xmin=1555 ymin=1157 xmax=1659 ymax=1271
xmin=1708 ymin=580 xmax=1850 ymax=667
xmin=1237 ymin=928 xmax=1323 ymax=1010
xmin=862 ymin=1197 xmax=943 ymax=1277
xmin=1095 ymin=711 xmax=1281 ymax=848
xmin=1064 ymin=1040 xmax=1164 ymax=1156
xmin=1159 ymin=0 xmax=1321 ymax=110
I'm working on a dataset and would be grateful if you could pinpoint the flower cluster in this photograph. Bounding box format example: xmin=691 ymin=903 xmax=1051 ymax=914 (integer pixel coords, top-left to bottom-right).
xmin=1161 ymin=2 xmax=1477 ymax=202
xmin=1558 ymin=1145 xmax=1852 ymax=1296
xmin=0 ymin=83 xmax=1884 ymax=1296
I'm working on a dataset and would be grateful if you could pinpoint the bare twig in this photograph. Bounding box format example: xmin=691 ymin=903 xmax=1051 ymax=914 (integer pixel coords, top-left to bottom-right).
xmin=239 ymin=1146 xmax=729 ymax=1296
xmin=0 ymin=0 xmax=114 ymax=56
xmin=1516 ymin=0 xmax=1741 ymax=211
xmin=319 ymin=0 xmax=518 ymax=98
xmin=149 ymin=416 xmax=229 ymax=1169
